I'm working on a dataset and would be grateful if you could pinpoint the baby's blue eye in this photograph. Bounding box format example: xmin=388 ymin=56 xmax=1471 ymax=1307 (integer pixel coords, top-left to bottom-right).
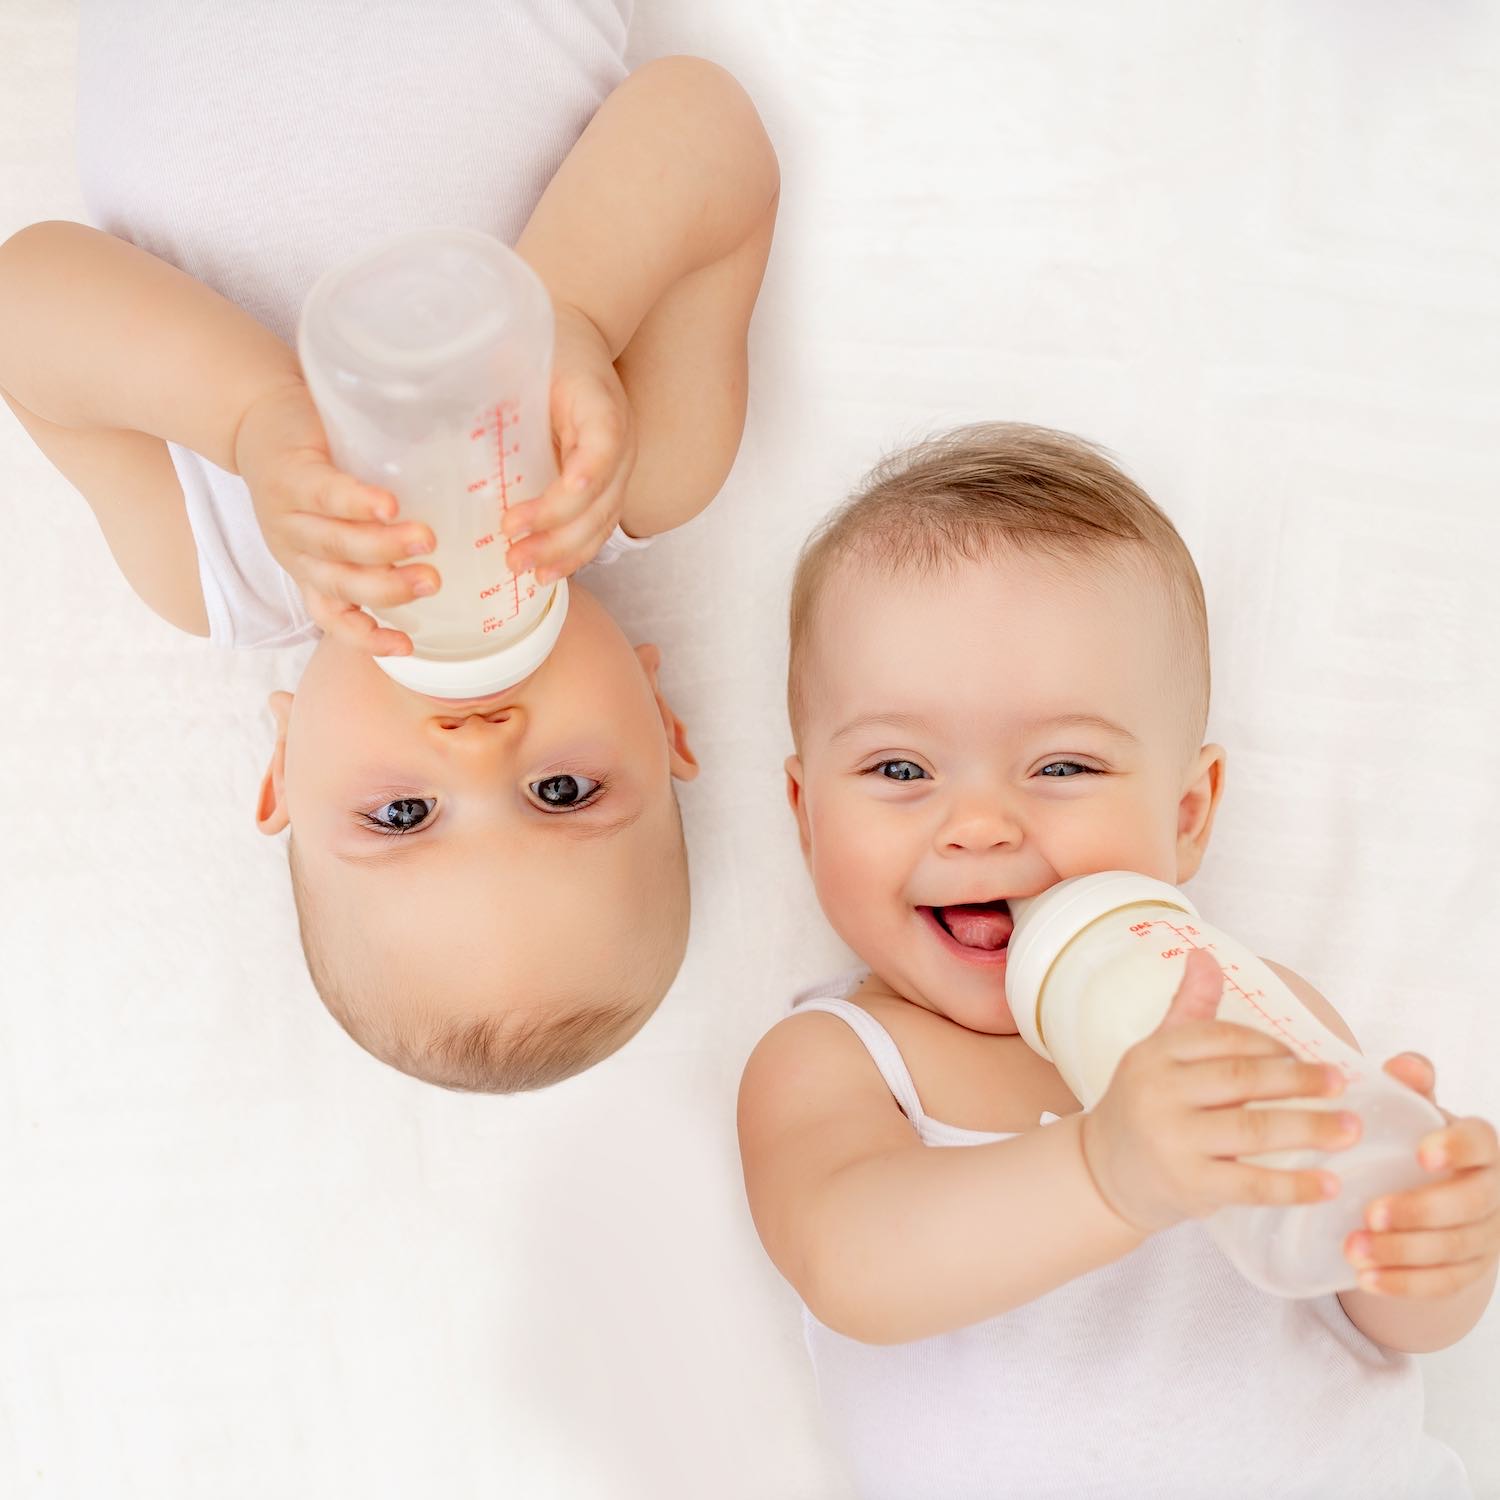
xmin=876 ymin=760 xmax=928 ymax=782
xmin=363 ymin=796 xmax=434 ymax=835
xmin=1039 ymin=761 xmax=1098 ymax=778
xmin=529 ymin=773 xmax=602 ymax=810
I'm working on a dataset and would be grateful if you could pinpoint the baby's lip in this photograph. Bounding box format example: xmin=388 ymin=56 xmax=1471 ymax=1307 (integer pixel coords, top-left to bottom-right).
xmin=422 ymin=690 xmax=515 ymax=711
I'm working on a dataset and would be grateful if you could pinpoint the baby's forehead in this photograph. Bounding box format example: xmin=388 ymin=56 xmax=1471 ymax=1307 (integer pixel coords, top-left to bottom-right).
xmin=799 ymin=545 xmax=1181 ymax=729
xmin=815 ymin=543 xmax=1161 ymax=639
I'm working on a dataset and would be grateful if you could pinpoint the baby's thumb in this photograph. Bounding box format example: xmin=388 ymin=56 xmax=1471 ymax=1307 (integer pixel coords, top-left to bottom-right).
xmin=1156 ymin=947 xmax=1225 ymax=1031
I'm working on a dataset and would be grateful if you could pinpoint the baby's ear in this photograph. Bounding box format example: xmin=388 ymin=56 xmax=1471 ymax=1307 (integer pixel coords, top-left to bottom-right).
xmin=255 ymin=691 xmax=293 ymax=836
xmin=785 ymin=755 xmax=812 ymax=860
xmin=635 ymin=643 xmax=699 ymax=782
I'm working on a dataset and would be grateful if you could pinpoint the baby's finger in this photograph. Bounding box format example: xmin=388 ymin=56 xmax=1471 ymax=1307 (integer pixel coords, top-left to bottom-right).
xmin=302 ymin=589 xmax=414 ymax=657
xmin=1382 ymin=1052 xmax=1438 ymax=1103
xmin=1346 ymin=1208 xmax=1500 ymax=1275
xmin=1363 ymin=1163 xmax=1500 ymax=1236
xmin=299 ymin=555 xmax=439 ymax=610
xmin=498 ymin=473 xmax=595 ymax=547
xmin=281 ymin=510 xmax=434 ymax=568
xmin=502 ymin=407 xmax=622 ymax=541
xmin=1417 ymin=1116 xmax=1500 ymax=1175
xmin=1349 ymin=1256 xmax=1495 ymax=1300
xmin=295 ymin=460 xmax=401 ymax=523
xmin=510 ymin=489 xmax=621 ymax=584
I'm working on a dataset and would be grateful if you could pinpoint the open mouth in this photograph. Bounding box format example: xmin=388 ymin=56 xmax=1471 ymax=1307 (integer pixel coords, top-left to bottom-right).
xmin=920 ymin=900 xmax=1014 ymax=963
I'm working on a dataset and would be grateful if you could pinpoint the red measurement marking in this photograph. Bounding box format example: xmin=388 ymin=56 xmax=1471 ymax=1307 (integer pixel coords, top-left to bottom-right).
xmin=461 ymin=400 xmax=540 ymax=624
xmin=1131 ymin=918 xmax=1359 ymax=1084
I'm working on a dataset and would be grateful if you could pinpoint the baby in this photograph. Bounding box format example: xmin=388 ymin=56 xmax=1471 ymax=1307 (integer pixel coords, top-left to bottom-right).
xmin=739 ymin=423 xmax=1496 ymax=1497
xmin=0 ymin=35 xmax=778 ymax=1092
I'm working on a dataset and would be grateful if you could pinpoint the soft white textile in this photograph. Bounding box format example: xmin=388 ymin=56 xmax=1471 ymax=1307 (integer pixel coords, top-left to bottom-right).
xmin=792 ymin=983 xmax=1470 ymax=1500
xmin=1 ymin=3 xmax=1496 ymax=1497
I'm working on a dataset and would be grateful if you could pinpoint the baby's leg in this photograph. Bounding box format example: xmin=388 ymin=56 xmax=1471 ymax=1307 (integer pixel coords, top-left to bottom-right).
xmin=516 ymin=56 xmax=779 ymax=538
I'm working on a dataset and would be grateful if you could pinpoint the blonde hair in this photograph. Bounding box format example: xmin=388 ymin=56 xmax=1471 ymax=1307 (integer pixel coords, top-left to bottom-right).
xmin=286 ymin=802 xmax=687 ymax=1093
xmin=787 ymin=422 xmax=1210 ymax=758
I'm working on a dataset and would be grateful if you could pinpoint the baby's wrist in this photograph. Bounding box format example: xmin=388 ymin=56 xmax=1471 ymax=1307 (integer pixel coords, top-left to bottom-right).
xmin=231 ymin=375 xmax=315 ymax=481
xmin=551 ymin=297 xmax=618 ymax=365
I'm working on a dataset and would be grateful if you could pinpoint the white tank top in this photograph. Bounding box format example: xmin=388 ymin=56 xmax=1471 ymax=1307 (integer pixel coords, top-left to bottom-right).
xmin=790 ymin=973 xmax=1471 ymax=1500
xmin=74 ymin=0 xmax=647 ymax=649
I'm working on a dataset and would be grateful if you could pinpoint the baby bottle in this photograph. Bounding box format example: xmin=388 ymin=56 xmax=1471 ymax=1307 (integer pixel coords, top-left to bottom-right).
xmin=297 ymin=227 xmax=567 ymax=699
xmin=1004 ymin=872 xmax=1445 ymax=1298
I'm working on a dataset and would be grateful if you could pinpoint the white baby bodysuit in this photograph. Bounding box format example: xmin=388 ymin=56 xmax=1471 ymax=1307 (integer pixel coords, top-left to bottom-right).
xmin=74 ymin=0 xmax=646 ymax=648
xmin=787 ymin=971 xmax=1472 ymax=1500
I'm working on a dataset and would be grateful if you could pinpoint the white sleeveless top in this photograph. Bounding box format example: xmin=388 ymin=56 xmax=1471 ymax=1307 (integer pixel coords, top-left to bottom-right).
xmin=73 ymin=0 xmax=648 ymax=649
xmin=790 ymin=973 xmax=1471 ymax=1500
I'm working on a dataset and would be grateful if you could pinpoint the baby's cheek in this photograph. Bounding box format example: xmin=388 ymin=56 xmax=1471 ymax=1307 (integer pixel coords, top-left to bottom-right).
xmin=808 ymin=801 xmax=908 ymax=949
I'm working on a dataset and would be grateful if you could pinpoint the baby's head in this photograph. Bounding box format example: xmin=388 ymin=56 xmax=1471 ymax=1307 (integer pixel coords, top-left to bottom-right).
xmin=255 ymin=582 xmax=699 ymax=1091
xmin=785 ymin=422 xmax=1225 ymax=1033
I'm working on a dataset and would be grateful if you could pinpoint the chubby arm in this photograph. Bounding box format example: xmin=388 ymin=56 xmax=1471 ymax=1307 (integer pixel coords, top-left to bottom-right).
xmin=737 ymin=1011 xmax=1147 ymax=1345
xmin=0 ymin=219 xmax=301 ymax=469
xmin=1264 ymin=958 xmax=1497 ymax=1354
xmin=513 ymin=56 xmax=779 ymax=546
xmin=0 ymin=220 xmax=306 ymax=635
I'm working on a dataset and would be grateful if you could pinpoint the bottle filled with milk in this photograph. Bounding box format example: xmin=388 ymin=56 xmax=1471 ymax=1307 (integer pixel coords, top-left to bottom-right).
xmin=1005 ymin=872 xmax=1445 ymax=1298
xmin=298 ymin=227 xmax=567 ymax=699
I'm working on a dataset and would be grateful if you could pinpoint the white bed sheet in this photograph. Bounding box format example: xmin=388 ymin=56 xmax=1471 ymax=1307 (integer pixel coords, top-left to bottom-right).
xmin=2 ymin=1 xmax=1496 ymax=1495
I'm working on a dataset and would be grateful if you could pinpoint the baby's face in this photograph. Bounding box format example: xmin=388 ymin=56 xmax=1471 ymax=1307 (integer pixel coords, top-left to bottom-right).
xmin=787 ymin=551 xmax=1224 ymax=1034
xmin=256 ymin=583 xmax=698 ymax=1067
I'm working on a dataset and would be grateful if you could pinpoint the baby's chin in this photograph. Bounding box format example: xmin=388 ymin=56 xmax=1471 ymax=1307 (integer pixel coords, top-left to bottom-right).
xmin=882 ymin=964 xmax=1022 ymax=1037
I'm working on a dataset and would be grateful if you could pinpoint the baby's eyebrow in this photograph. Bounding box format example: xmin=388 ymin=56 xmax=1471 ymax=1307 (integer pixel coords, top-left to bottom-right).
xmin=830 ymin=711 xmax=929 ymax=743
xmin=830 ymin=710 xmax=1138 ymax=744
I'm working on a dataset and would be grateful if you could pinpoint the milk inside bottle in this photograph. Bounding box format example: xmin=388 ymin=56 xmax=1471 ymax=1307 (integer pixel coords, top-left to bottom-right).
xmin=1005 ymin=871 xmax=1445 ymax=1298
xmin=297 ymin=227 xmax=567 ymax=699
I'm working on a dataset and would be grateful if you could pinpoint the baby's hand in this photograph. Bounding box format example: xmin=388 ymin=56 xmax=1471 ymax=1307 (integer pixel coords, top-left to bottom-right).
xmin=1081 ymin=948 xmax=1356 ymax=1235
xmin=498 ymin=300 xmax=638 ymax=585
xmin=1342 ymin=1053 xmax=1500 ymax=1298
xmin=233 ymin=379 xmax=438 ymax=656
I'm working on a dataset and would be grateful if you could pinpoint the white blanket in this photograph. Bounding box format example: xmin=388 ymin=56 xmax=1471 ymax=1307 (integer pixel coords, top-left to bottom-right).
xmin=2 ymin=2 xmax=1496 ymax=1496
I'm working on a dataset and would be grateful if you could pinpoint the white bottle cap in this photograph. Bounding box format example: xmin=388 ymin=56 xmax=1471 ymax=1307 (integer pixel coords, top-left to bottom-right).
xmin=1005 ymin=871 xmax=1198 ymax=1058
xmin=371 ymin=578 xmax=569 ymax=699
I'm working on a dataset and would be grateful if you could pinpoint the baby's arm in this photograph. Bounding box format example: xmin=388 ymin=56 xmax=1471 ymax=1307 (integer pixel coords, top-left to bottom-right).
xmin=0 ymin=221 xmax=433 ymax=653
xmin=737 ymin=1012 xmax=1148 ymax=1344
xmin=502 ymin=56 xmax=779 ymax=579
xmin=0 ymin=221 xmax=301 ymax=635
xmin=0 ymin=220 xmax=300 ymax=473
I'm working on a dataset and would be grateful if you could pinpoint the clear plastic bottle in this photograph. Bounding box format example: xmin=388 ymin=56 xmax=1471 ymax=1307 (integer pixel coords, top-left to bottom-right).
xmin=1005 ymin=872 xmax=1445 ymax=1298
xmin=297 ymin=226 xmax=567 ymax=699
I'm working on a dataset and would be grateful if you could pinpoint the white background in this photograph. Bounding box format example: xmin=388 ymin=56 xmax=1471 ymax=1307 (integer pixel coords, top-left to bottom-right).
xmin=2 ymin=1 xmax=1497 ymax=1495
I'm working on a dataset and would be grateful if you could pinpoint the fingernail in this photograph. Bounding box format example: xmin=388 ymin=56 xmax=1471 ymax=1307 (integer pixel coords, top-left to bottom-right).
xmin=404 ymin=539 xmax=431 ymax=557
xmin=1347 ymin=1233 xmax=1374 ymax=1267
xmin=1421 ymin=1144 xmax=1447 ymax=1171
xmin=1358 ymin=1270 xmax=1382 ymax=1292
xmin=412 ymin=579 xmax=436 ymax=597
xmin=1369 ymin=1201 xmax=1392 ymax=1231
xmin=1324 ymin=1066 xmax=1345 ymax=1094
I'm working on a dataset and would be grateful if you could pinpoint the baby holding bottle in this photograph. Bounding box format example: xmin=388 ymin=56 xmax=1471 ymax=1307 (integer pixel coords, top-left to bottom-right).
xmin=0 ymin=4 xmax=778 ymax=1091
xmin=737 ymin=422 xmax=1497 ymax=1497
